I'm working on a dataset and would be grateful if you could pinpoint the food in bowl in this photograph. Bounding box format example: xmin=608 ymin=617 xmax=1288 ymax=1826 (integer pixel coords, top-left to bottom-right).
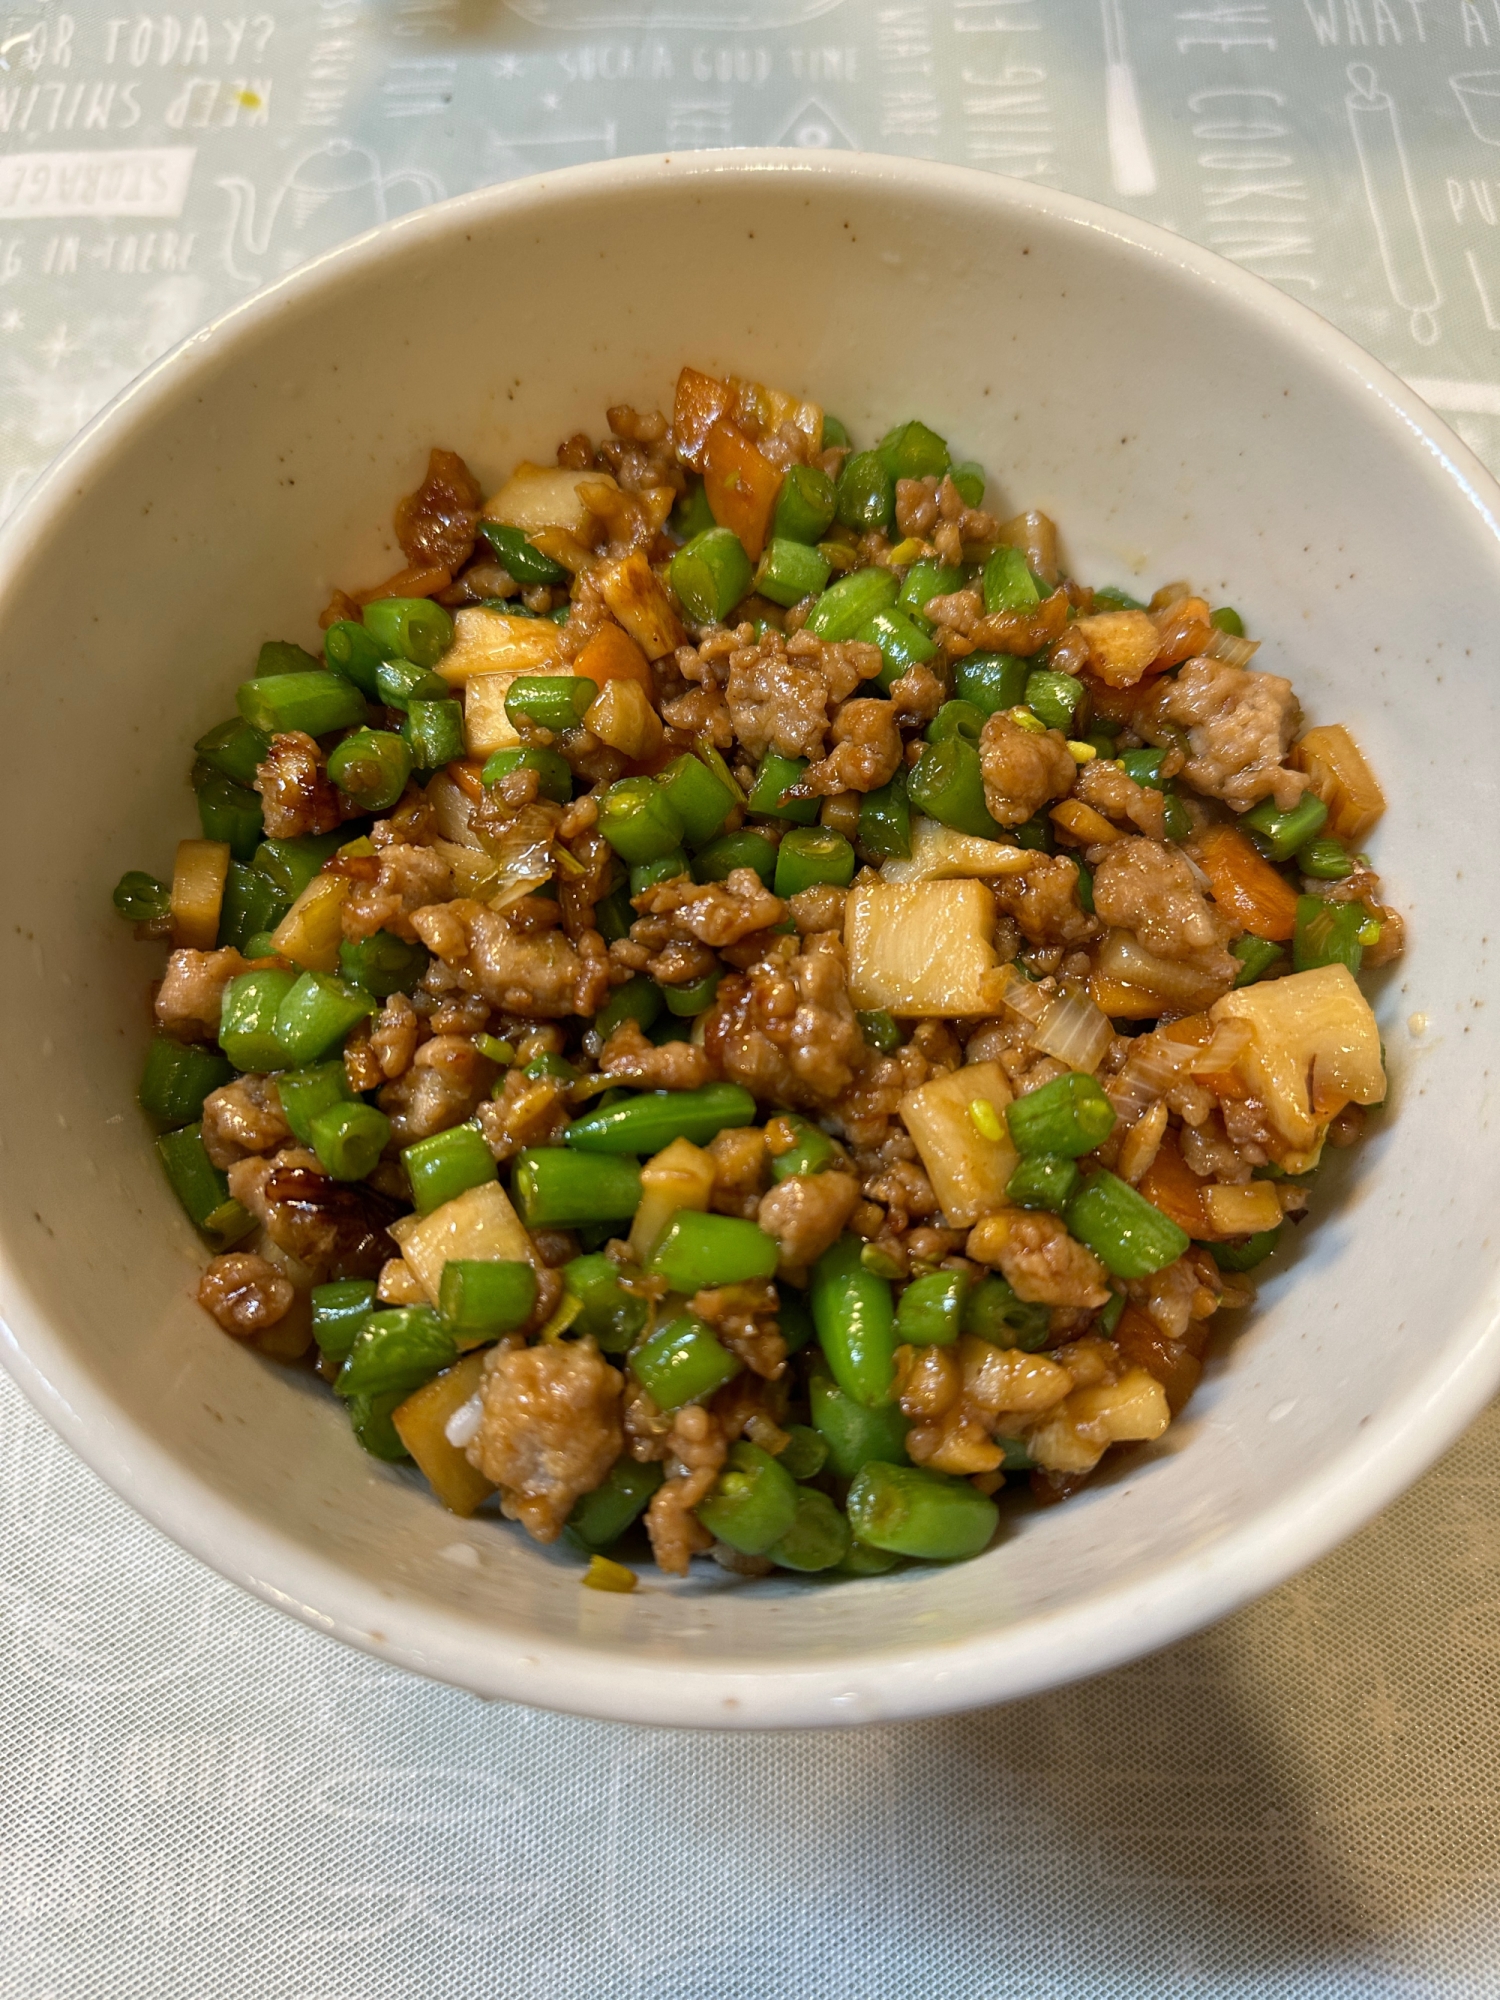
xmin=112 ymin=364 xmax=1399 ymax=1585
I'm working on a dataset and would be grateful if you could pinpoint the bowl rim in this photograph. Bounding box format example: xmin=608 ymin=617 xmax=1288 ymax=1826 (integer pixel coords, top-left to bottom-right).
xmin=3 ymin=146 xmax=1499 ymax=1729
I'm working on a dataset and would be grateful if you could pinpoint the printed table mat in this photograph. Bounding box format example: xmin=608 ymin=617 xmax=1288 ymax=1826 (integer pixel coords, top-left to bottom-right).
xmin=3 ymin=4 xmax=1499 ymax=1995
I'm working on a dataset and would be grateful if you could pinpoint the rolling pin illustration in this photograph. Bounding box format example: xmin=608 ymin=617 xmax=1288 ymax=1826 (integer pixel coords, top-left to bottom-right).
xmin=1101 ymin=0 xmax=1156 ymax=198
xmin=1346 ymin=62 xmax=1441 ymax=346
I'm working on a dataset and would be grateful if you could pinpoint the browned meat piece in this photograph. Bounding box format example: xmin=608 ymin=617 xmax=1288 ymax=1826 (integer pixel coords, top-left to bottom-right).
xmin=888 ymin=662 xmax=946 ymax=726
xmin=1092 ymin=837 xmax=1237 ymax=972
xmin=893 ymin=474 xmax=1000 ymax=564
xmin=254 ymin=730 xmax=343 ymax=840
xmin=756 ymin=1169 xmax=860 ymax=1275
xmin=227 ymin=1147 xmax=398 ymax=1280
xmin=691 ymin=1279 xmax=786 ymax=1379
xmin=393 ymin=446 xmax=482 ymax=574
xmin=660 ymin=683 xmax=734 ymax=749
xmin=708 ymin=1125 xmax=769 ymax=1218
xmin=995 ymin=1212 xmax=1111 ymax=1309
xmin=979 ymin=711 xmax=1077 ymax=826
xmin=466 ymin=1338 xmax=624 ymax=1543
xmin=413 ymin=899 xmax=608 ymax=1018
xmin=154 ymin=947 xmax=253 ymax=1040
xmin=341 ymin=843 xmax=453 ymax=943
xmin=705 ymin=932 xmax=867 ymax=1110
xmin=197 ymin=1252 xmax=294 ymax=1336
xmin=970 ymin=589 xmax=1070 ymax=659
xmin=475 ymin=1066 xmax=569 ymax=1161
xmin=793 ymin=697 xmax=902 ymax=796
xmin=1075 ymin=608 xmax=1161 ymax=687
xmin=786 ymin=884 xmax=846 ymax=935
xmin=991 ymin=854 xmax=1101 ymax=947
xmin=1157 ymin=657 xmax=1306 ymax=812
xmin=369 ymin=991 xmax=421 ymax=1080
xmin=644 ymin=1403 xmax=727 ymax=1575
xmin=633 ymin=866 xmax=785 ymax=947
xmin=1075 ymin=756 xmax=1166 ymax=838
xmin=596 ymin=1017 xmax=715 ymax=1089
xmin=200 ymin=1074 xmax=290 ymax=1170
xmin=378 ymin=1033 xmax=496 ymax=1143
xmin=723 ymin=628 xmax=881 ymax=761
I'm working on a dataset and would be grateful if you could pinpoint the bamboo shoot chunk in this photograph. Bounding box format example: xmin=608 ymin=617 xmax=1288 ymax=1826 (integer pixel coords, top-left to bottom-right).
xmin=880 ymin=817 xmax=1032 ymax=885
xmin=393 ymin=1350 xmax=496 ymax=1516
xmin=1293 ymin=724 xmax=1386 ymax=842
xmin=170 ymin=838 xmax=231 ymax=950
xmin=269 ymin=872 xmax=347 ymax=972
xmin=482 ymin=463 xmax=618 ymax=536
xmin=898 ymin=1060 xmax=1018 ymax=1228
xmin=463 ymin=665 xmax=572 ymax=758
xmin=1202 ymin=1181 xmax=1283 ymax=1237
xmin=628 ymin=1136 xmax=715 ymax=1261
xmin=390 ymin=1181 xmax=537 ymax=1306
xmin=845 ymin=878 xmax=1011 ymax=1018
xmin=1211 ymin=962 xmax=1385 ymax=1149
xmin=596 ymin=552 xmax=685 ymax=659
xmin=586 ymin=678 xmax=664 ymax=759
xmin=437 ymin=606 xmax=563 ymax=688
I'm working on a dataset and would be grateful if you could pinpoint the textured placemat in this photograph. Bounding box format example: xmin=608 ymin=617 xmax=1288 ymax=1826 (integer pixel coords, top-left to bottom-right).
xmin=3 ymin=4 xmax=1498 ymax=1994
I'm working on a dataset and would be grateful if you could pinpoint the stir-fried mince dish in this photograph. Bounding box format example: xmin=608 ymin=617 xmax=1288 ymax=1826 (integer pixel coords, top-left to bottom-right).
xmin=114 ymin=367 xmax=1399 ymax=1587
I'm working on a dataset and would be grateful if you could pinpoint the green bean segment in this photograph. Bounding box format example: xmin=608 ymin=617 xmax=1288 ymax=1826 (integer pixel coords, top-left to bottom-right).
xmin=403 ymin=1122 xmax=498 ymax=1214
xmin=1065 ymin=1170 xmax=1191 ymax=1280
xmin=769 ymin=1486 xmax=851 ymax=1572
xmin=513 ymin=1148 xmax=641 ymax=1228
xmin=565 ymin=1458 xmax=663 ymax=1553
xmin=439 ymin=1258 xmax=537 ymax=1334
xmin=847 ymin=1461 xmax=998 ymax=1561
xmin=648 ymin=1211 xmax=778 ymax=1290
xmin=566 ymin=1082 xmax=755 ymax=1155
xmin=895 ymin=1268 xmax=968 ymax=1347
xmin=811 ymin=1235 xmax=899 ymax=1409
xmin=696 ymin=1441 xmax=799 ymax=1555
xmin=1006 ymin=1071 xmax=1117 ymax=1158
xmin=337 ymin=1306 xmax=456 ymax=1400
xmin=630 ymin=1313 xmax=742 ymax=1410
xmin=561 ymin=1253 xmax=649 ymax=1353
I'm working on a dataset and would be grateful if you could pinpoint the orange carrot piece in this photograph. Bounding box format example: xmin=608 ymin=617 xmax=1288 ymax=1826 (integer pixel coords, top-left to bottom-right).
xmin=354 ymin=563 xmax=451 ymax=604
xmin=1051 ymin=799 xmax=1121 ymax=844
xmin=1137 ymin=1132 xmax=1212 ymax=1238
xmin=673 ymin=366 xmax=733 ymax=472
xmin=702 ymin=420 xmax=782 ymax=561
xmin=1195 ymin=824 xmax=1300 ymax=942
xmin=574 ymin=620 xmax=655 ymax=696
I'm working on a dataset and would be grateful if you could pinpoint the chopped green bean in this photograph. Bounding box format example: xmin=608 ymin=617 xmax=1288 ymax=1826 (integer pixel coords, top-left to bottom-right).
xmin=566 ymin=1082 xmax=756 ymax=1155
xmin=218 ymin=861 xmax=290 ymax=952
xmin=594 ymin=883 xmax=634 ymax=943
xmin=857 ymin=1008 xmax=903 ymax=1053
xmin=309 ymin=1099 xmax=390 ymax=1181
xmin=803 ymin=566 xmax=898 ymax=642
xmin=337 ymin=1305 xmax=455 ymax=1400
xmin=1209 ymin=605 xmax=1245 ymax=636
xmin=858 ymin=772 xmax=912 ymax=862
xmin=770 ymin=1117 xmax=837 ymax=1182
xmin=809 ymin=1365 xmax=910 ymax=1477
xmin=561 ymin=1253 xmax=649 ymax=1353
xmin=339 ymin=931 xmax=429 ymax=998
xmin=962 ymin=1273 xmax=1050 ymax=1350
xmin=982 ymin=545 xmax=1041 ymax=613
xmin=480 ymin=744 xmax=572 ymax=803
xmin=663 ymin=972 xmax=721 ymax=1017
xmin=1092 ymin=586 xmax=1147 ymax=612
xmin=895 ymin=1267 xmax=969 ymax=1347
xmin=1065 ymin=1170 xmax=1190 ymax=1279
xmin=669 ymin=526 xmax=753 ymax=624
xmin=949 ymin=461 xmax=986 ymax=507
xmin=273 ymin=970 xmax=376 ymax=1066
xmin=907 ymin=737 xmax=1002 ymax=840
xmin=155 ymin=1124 xmax=255 ymax=1250
xmin=747 ymin=752 xmax=820 ymax=825
xmin=658 ymin=752 xmax=735 ymax=847
xmin=898 ymin=559 xmax=964 ymax=618
xmin=1006 ymin=1152 xmax=1081 ymax=1214
xmin=276 ymin=1059 xmax=353 ymax=1146
xmin=218 ymin=968 xmax=297 ymax=1071
xmin=956 ymin=652 xmax=1030 ymax=714
xmin=564 ymin=1457 xmax=663 ymax=1553
xmin=254 ymin=830 xmax=345 ymax=899
xmin=696 ymin=1441 xmax=799 ymax=1554
xmin=476 ymin=519 xmax=571 ymax=586
xmin=774 ymin=826 xmax=855 ymax=899
xmin=860 ymin=605 xmax=938 ymax=690
xmin=193 ymin=768 xmax=263 ymax=862
xmin=630 ymin=851 xmax=690 ymax=897
xmin=1012 ymin=815 xmax=1056 ymax=854
xmin=113 ymin=870 xmax=171 ymax=926
xmin=139 ymin=1036 xmax=234 ymax=1130
xmin=327 ymin=728 xmax=412 ymax=812
xmin=402 ymin=697 xmax=466 ymax=771
xmin=1024 ymin=669 xmax=1086 ymax=735
xmin=777 ymin=1424 xmax=828 ymax=1481
xmin=755 ymin=537 xmax=832 ymax=607
xmin=596 ymin=776 xmax=685 ymax=864
xmin=323 ymin=620 xmax=389 ymax=695
xmin=1293 ymin=895 xmax=1366 ymax=974
xmin=771 ymin=463 xmax=837 ymax=544
xmin=513 ymin=1147 xmax=641 ymax=1228
xmin=403 ymin=1122 xmax=497 ymax=1214
xmin=505 ymin=675 xmax=598 ymax=734
xmin=361 ymin=596 xmax=453 ymax=669
xmin=237 ymin=671 xmax=367 ymax=737
xmin=847 ymin=1461 xmax=998 ymax=1561
xmin=1210 ymin=1228 xmax=1281 ymax=1272
xmin=374 ymin=656 xmax=448 ymax=713
xmin=692 ymin=828 xmax=778 ymax=888
xmin=876 ymin=418 xmax=950 ymax=481
xmin=438 ymin=1258 xmax=537 ymax=1334
xmin=1239 ymin=792 xmax=1328 ymax=862
xmin=1005 ymin=1070 xmax=1117 ymax=1157
xmin=648 ymin=1210 xmax=779 ymax=1290
xmin=1231 ymin=935 xmax=1284 ymax=987
xmin=311 ymin=1278 xmax=376 ymax=1364
xmin=257 ymin=640 xmax=321 ymax=675
xmin=1298 ymin=836 xmax=1354 ymax=880
xmin=347 ymin=1389 xmax=412 ymax=1462
xmin=811 ymin=1235 xmax=898 ymax=1408
xmin=594 ymin=976 xmax=664 ymax=1042
xmin=630 ymin=1311 xmax=742 ymax=1410
xmin=769 ymin=1486 xmax=851 ymax=1572
xmin=194 ymin=716 xmax=272 ymax=788
xmin=925 ymin=699 xmax=986 ymax=744
xmin=835 ymin=450 xmax=895 ymax=534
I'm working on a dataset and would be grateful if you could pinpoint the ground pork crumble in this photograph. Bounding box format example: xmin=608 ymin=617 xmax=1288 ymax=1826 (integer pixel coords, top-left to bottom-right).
xmin=126 ymin=364 xmax=1398 ymax=1584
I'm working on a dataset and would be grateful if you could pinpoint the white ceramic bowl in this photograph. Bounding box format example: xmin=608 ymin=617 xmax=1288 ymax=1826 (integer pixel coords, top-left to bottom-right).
xmin=2 ymin=152 xmax=1498 ymax=1729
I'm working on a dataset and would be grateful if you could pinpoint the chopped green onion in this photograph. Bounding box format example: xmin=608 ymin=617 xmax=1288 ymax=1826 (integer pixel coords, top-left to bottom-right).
xmin=155 ymin=1124 xmax=255 ymax=1250
xmin=402 ymin=697 xmax=466 ymax=771
xmin=1210 ymin=1228 xmax=1281 ymax=1272
xmin=1209 ymin=605 xmax=1245 ymax=636
xmin=193 ymin=768 xmax=263 ymax=862
xmin=876 ymin=418 xmax=951 ymax=482
xmin=113 ymin=870 xmax=171 ymax=927
xmin=982 ymin=545 xmax=1041 ymax=613
xmin=339 ymin=931 xmax=429 ymax=998
xmin=337 ymin=1305 xmax=455 ymax=1400
xmin=1231 ymin=935 xmax=1284 ymax=987
xmin=309 ymin=1099 xmax=390 ymax=1181
xmin=273 ymin=970 xmax=376 ymax=1067
xmin=1298 ymin=836 xmax=1354 ymax=880
xmin=754 ymin=536 xmax=832 ymax=608
xmin=1293 ymin=895 xmax=1365 ymax=974
xmin=925 ymin=699 xmax=986 ymax=745
xmin=311 ymin=1278 xmax=376 ymax=1364
xmin=898 ymin=559 xmax=964 ymax=619
xmin=276 ymin=1059 xmax=354 ymax=1146
xmin=955 ymin=652 xmax=1030 ymax=715
xmin=771 ymin=463 xmax=837 ymax=544
xmin=323 ymin=620 xmax=388 ymax=695
xmin=859 ymin=605 xmax=938 ymax=689
xmin=327 ymin=728 xmax=412 ymax=812
xmin=194 ymin=716 xmax=272 ymax=788
xmin=835 ymin=450 xmax=895 ymax=535
xmin=218 ymin=968 xmax=297 ymax=1071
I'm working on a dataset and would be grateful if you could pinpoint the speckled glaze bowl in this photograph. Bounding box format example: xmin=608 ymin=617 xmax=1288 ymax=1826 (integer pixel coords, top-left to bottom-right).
xmin=1 ymin=152 xmax=1496 ymax=1728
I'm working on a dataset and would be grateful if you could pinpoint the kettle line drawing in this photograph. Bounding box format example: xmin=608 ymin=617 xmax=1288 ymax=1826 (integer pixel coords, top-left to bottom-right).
xmin=217 ymin=138 xmax=444 ymax=285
